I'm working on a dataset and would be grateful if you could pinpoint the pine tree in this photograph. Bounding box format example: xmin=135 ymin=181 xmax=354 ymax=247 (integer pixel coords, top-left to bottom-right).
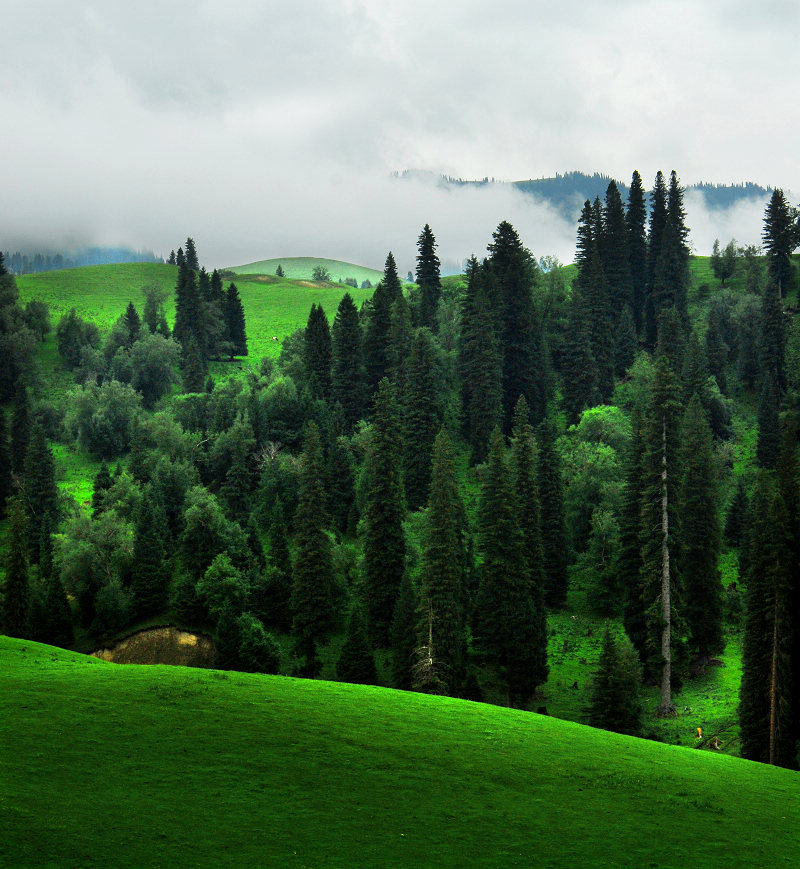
xmin=475 ymin=428 xmax=543 ymax=706
xmin=638 ymin=354 xmax=685 ymax=714
xmin=10 ymin=382 xmax=30 ymax=476
xmin=627 ymin=170 xmax=648 ymax=333
xmin=613 ymin=303 xmax=638 ymax=377
xmin=184 ymin=237 xmax=199 ymax=271
xmin=538 ymin=422 xmax=568 ymax=609
xmin=402 ymin=329 xmax=441 ymax=511
xmin=762 ymin=188 xmax=797 ymax=297
xmin=739 ymin=473 xmax=795 ymax=765
xmin=724 ymin=480 xmax=749 ymax=547
xmin=331 ymin=293 xmax=365 ymax=430
xmin=380 ymin=251 xmax=403 ymax=306
xmin=390 ymin=572 xmax=418 ymax=690
xmin=181 ymin=337 xmax=207 ymax=393
xmin=459 ymin=258 xmax=502 ymax=463
xmin=291 ymin=422 xmax=336 ymax=669
xmin=262 ymin=498 xmax=293 ymax=632
xmin=511 ymin=398 xmax=548 ymax=688
xmin=39 ymin=565 xmax=73 ymax=648
xmin=363 ymin=280 xmax=392 ymax=397
xmin=22 ymin=424 xmax=58 ymax=564
xmin=644 ymin=171 xmax=669 ymax=347
xmin=681 ymin=394 xmax=724 ymax=662
xmin=705 ymin=301 xmax=730 ymax=394
xmin=337 ymin=606 xmax=377 ymax=685
xmin=760 ymin=279 xmax=786 ymax=392
xmin=168 ymin=250 xmax=176 ymax=266
xmin=1 ymin=497 xmax=30 ymax=638
xmin=418 ymin=429 xmax=467 ymax=694
xmin=561 ymin=297 xmax=598 ymax=424
xmin=416 ymin=224 xmax=442 ymax=330
xmin=0 ymin=411 xmax=12 ymax=519
xmin=326 ymin=436 xmax=357 ymax=536
xmin=587 ymin=627 xmax=643 ymax=736
xmin=91 ymin=463 xmax=113 ymax=518
xmin=224 ymin=282 xmax=247 ymax=357
xmin=304 ymin=303 xmax=332 ymax=399
xmin=387 ymin=295 xmax=413 ymax=389
xmin=757 ymin=375 xmax=781 ymax=469
xmin=130 ymin=489 xmax=169 ymax=618
xmin=173 ymin=261 xmax=200 ymax=350
xmin=600 ymin=180 xmax=633 ymax=315
xmin=362 ymin=379 xmax=406 ymax=645
xmin=124 ymin=301 xmax=141 ymax=347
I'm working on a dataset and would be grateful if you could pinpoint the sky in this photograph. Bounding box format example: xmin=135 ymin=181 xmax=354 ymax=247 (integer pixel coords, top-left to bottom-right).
xmin=1 ymin=0 xmax=797 ymax=272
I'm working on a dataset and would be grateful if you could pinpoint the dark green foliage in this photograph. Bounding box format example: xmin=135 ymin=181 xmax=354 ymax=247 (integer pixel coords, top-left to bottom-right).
xmin=215 ymin=605 xmax=242 ymax=670
xmin=123 ymin=301 xmax=141 ymax=346
xmin=537 ymin=423 xmax=568 ymax=609
xmin=459 ymin=258 xmax=502 ymax=463
xmin=331 ymin=293 xmax=365 ymax=429
xmin=760 ymin=280 xmax=786 ymax=392
xmin=390 ymin=572 xmax=418 ymax=690
xmin=224 ymin=282 xmax=247 ymax=357
xmin=291 ymin=423 xmax=336 ymax=651
xmin=475 ymin=428 xmax=545 ymax=706
xmin=236 ymin=613 xmax=281 ymax=674
xmin=362 ymin=380 xmax=406 ymax=645
xmin=387 ymin=295 xmax=413 ymax=389
xmin=418 ymin=429 xmax=467 ymax=694
xmin=587 ymin=627 xmax=643 ymax=736
xmin=326 ymin=437 xmax=357 ymax=536
xmin=169 ymin=569 xmax=206 ymax=625
xmin=706 ymin=303 xmax=730 ymax=395
xmin=10 ymin=383 xmax=31 ymax=475
xmin=142 ymin=282 xmax=170 ymax=336
xmin=179 ymin=486 xmax=248 ymax=582
xmin=0 ymin=411 xmax=13 ymax=519
xmin=644 ymin=171 xmax=669 ymax=347
xmin=91 ymin=463 xmax=112 ymax=518
xmin=304 ymin=303 xmax=332 ymax=399
xmin=620 ymin=412 xmax=646 ymax=655
xmin=1 ymin=497 xmax=30 ymax=638
xmin=724 ymin=481 xmax=749 ymax=548
xmin=130 ymin=490 xmax=169 ymax=619
xmin=184 ymin=238 xmax=199 ymax=272
xmin=710 ymin=239 xmax=739 ymax=286
xmin=626 ymin=170 xmax=647 ymax=333
xmin=762 ymin=188 xmax=797 ymax=296
xmin=402 ymin=329 xmax=441 ymax=511
xmin=739 ymin=473 xmax=796 ymax=766
xmin=757 ymin=376 xmax=781 ymax=469
xmin=275 ymin=264 xmax=284 ymax=277
xmin=130 ymin=333 xmax=181 ymax=409
xmin=65 ymin=380 xmax=142 ymax=458
xmin=173 ymin=262 xmax=200 ymax=350
xmin=338 ymin=607 xmax=377 ymax=685
xmin=416 ymin=224 xmax=442 ymax=330
xmin=561 ymin=298 xmax=598 ymax=425
xmin=681 ymin=395 xmax=724 ymax=660
xmin=22 ymin=425 xmax=58 ymax=564
xmin=55 ymin=309 xmax=101 ymax=370
xmin=363 ymin=280 xmax=392 ymax=396
xmin=37 ymin=567 xmax=73 ymax=648
xmin=381 ymin=251 xmax=402 ymax=306
xmin=613 ymin=304 xmax=638 ymax=377
xmin=181 ymin=337 xmax=207 ymax=393
xmin=600 ymin=181 xmax=633 ymax=315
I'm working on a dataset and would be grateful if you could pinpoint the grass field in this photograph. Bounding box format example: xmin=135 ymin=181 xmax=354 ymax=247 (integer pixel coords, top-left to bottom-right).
xmin=1 ymin=635 xmax=798 ymax=869
xmin=227 ymin=256 xmax=385 ymax=285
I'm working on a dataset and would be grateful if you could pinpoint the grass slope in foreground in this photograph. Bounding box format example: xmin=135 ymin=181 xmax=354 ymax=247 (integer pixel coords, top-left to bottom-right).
xmin=2 ymin=637 xmax=798 ymax=868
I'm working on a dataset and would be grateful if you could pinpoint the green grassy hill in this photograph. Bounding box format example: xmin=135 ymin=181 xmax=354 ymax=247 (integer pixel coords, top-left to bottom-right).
xmin=16 ymin=263 xmax=373 ymax=364
xmin=227 ymin=256 xmax=385 ymax=285
xmin=1 ymin=636 xmax=797 ymax=868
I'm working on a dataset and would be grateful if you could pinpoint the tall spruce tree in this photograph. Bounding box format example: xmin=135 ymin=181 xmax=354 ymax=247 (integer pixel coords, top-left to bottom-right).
xmin=183 ymin=238 xmax=199 ymax=271
xmin=10 ymin=382 xmax=31 ymax=476
xmin=173 ymin=261 xmax=200 ymax=350
xmin=337 ymin=606 xmax=377 ymax=685
xmin=402 ymin=329 xmax=441 ymax=511
xmin=724 ymin=480 xmax=749 ymax=548
xmin=475 ymin=428 xmax=545 ymax=706
xmin=291 ymin=422 xmax=336 ymax=671
xmin=561 ymin=297 xmax=598 ymax=424
xmin=739 ymin=473 xmax=795 ymax=766
xmin=130 ymin=489 xmax=169 ymax=618
xmin=362 ymin=379 xmax=406 ymax=645
xmin=331 ymin=292 xmax=365 ymax=429
xmin=22 ymin=425 xmax=58 ymax=564
xmin=600 ymin=180 xmax=633 ymax=315
xmin=418 ymin=429 xmax=467 ymax=694
xmin=390 ymin=573 xmax=418 ymax=690
xmin=416 ymin=224 xmax=442 ymax=330
xmin=363 ymin=280 xmax=393 ymax=399
xmin=762 ymin=188 xmax=798 ymax=297
xmin=644 ymin=171 xmax=669 ymax=347
xmin=1 ymin=497 xmax=30 ymax=638
xmin=0 ymin=411 xmax=12 ymax=519
xmin=760 ymin=279 xmax=786 ymax=392
xmin=587 ymin=626 xmax=643 ymax=736
xmin=304 ymin=303 xmax=332 ymax=400
xmin=627 ymin=170 xmax=648 ymax=333
xmin=538 ymin=422 xmax=568 ymax=609
xmin=224 ymin=282 xmax=247 ymax=358
xmin=681 ymin=394 xmax=724 ymax=662
xmin=756 ymin=375 xmax=781 ymax=470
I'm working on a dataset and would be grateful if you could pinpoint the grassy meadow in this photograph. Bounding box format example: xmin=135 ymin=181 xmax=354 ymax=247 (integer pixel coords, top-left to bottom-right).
xmin=2 ymin=635 xmax=798 ymax=869
xmin=227 ymin=255 xmax=385 ymax=285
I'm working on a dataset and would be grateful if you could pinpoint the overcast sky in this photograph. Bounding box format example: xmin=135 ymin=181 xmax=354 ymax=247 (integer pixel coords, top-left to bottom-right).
xmin=1 ymin=0 xmax=796 ymax=271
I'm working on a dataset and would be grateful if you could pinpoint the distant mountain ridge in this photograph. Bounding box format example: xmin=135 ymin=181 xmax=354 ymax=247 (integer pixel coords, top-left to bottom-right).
xmin=397 ymin=170 xmax=771 ymax=223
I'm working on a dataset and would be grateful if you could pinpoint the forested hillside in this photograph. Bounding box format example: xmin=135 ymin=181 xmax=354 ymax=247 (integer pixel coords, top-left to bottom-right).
xmin=2 ymin=174 xmax=800 ymax=769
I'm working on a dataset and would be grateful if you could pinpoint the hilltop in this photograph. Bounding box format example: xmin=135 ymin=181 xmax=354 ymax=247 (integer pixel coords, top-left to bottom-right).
xmin=2 ymin=635 xmax=799 ymax=868
xmin=227 ymin=256 xmax=385 ymax=285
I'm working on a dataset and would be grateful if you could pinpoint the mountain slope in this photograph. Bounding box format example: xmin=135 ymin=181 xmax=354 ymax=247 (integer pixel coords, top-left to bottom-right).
xmin=2 ymin=636 xmax=798 ymax=868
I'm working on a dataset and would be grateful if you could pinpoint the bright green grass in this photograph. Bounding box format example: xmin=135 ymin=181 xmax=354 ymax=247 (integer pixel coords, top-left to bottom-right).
xmin=227 ymin=256 xmax=384 ymax=285
xmin=2 ymin=638 xmax=799 ymax=869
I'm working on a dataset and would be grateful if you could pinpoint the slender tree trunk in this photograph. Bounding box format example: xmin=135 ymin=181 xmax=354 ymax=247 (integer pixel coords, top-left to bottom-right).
xmin=659 ymin=418 xmax=675 ymax=716
xmin=769 ymin=597 xmax=779 ymax=764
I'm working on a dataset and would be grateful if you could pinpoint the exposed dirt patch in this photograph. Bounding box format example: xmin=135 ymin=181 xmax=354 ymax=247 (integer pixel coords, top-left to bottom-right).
xmin=92 ymin=626 xmax=216 ymax=667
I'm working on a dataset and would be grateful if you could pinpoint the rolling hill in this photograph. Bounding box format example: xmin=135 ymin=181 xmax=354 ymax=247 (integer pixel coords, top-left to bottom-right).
xmin=2 ymin=635 xmax=799 ymax=868
xmin=227 ymin=256 xmax=385 ymax=285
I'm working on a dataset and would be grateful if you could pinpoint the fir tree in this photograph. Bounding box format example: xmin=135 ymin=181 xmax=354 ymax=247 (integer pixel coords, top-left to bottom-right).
xmin=626 ymin=170 xmax=648 ymax=333
xmin=184 ymin=237 xmax=199 ymax=271
xmin=10 ymin=382 xmax=31 ymax=476
xmin=123 ymin=301 xmax=141 ymax=347
xmin=561 ymin=297 xmax=598 ymax=424
xmin=261 ymin=498 xmax=293 ymax=632
xmin=380 ymin=251 xmax=403 ymax=306
xmin=326 ymin=436 xmax=357 ymax=536
xmin=538 ymin=422 xmax=569 ymax=609
xmin=724 ymin=480 xmax=749 ymax=548
xmin=390 ymin=572 xmax=418 ymax=690
xmin=224 ymin=282 xmax=247 ymax=357
xmin=613 ymin=303 xmax=638 ymax=377
xmin=418 ymin=429 xmax=468 ymax=694
xmin=176 ymin=247 xmax=185 ymax=269
xmin=681 ymin=394 xmax=724 ymax=661
xmin=291 ymin=422 xmax=336 ymax=669
xmin=331 ymin=292 xmax=365 ymax=429
xmin=363 ymin=280 xmax=392 ymax=397
xmin=620 ymin=410 xmax=646 ymax=657
xmin=0 ymin=411 xmax=12 ymax=519
xmin=173 ymin=261 xmax=200 ymax=350
xmin=22 ymin=425 xmax=58 ymax=564
xmin=168 ymin=250 xmax=176 ymax=266
xmin=387 ymin=295 xmax=413 ymax=390
xmin=587 ymin=627 xmax=643 ymax=736
xmin=402 ymin=329 xmax=441 ymax=511
xmin=644 ymin=171 xmax=669 ymax=347
xmin=600 ymin=180 xmax=633 ymax=315
xmin=757 ymin=375 xmax=781 ymax=469
xmin=416 ymin=224 xmax=442 ymax=330
xmin=739 ymin=473 xmax=795 ymax=765
xmin=38 ymin=565 xmax=73 ymax=648
xmin=475 ymin=428 xmax=544 ymax=706
xmin=762 ymin=188 xmax=797 ymax=296
xmin=130 ymin=489 xmax=169 ymax=618
xmin=181 ymin=337 xmax=207 ymax=393
xmin=337 ymin=606 xmax=377 ymax=685
xmin=760 ymin=279 xmax=786 ymax=392
xmin=705 ymin=302 xmax=730 ymax=394
xmin=1 ymin=497 xmax=30 ymax=638
xmin=362 ymin=379 xmax=406 ymax=645
xmin=304 ymin=303 xmax=332 ymax=399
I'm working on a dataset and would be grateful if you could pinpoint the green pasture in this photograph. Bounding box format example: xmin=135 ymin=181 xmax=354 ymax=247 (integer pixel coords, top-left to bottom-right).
xmin=227 ymin=255 xmax=385 ymax=285
xmin=2 ymin=636 xmax=798 ymax=869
